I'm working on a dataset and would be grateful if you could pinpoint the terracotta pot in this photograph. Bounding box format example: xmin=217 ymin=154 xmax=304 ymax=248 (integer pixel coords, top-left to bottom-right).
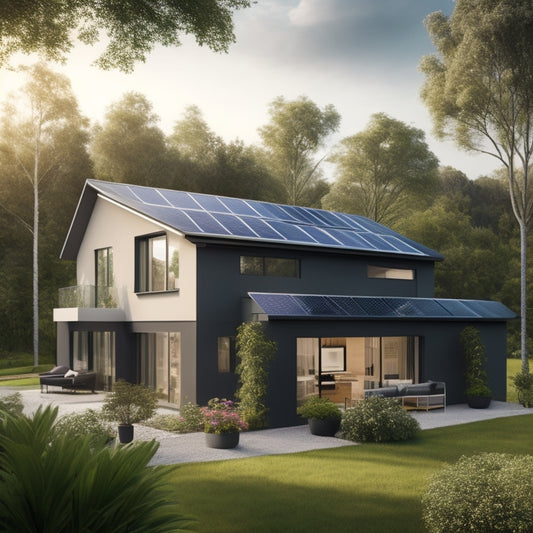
xmin=205 ymin=431 xmax=240 ymax=449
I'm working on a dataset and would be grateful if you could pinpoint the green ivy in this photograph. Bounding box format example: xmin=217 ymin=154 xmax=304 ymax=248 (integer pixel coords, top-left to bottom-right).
xmin=235 ymin=322 xmax=277 ymax=430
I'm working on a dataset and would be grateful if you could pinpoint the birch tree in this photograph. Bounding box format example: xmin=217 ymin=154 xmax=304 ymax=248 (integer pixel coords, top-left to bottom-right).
xmin=420 ymin=0 xmax=533 ymax=373
xmin=0 ymin=63 xmax=87 ymax=366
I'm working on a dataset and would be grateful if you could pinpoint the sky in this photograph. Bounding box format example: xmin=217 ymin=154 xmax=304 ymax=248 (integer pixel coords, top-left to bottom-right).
xmin=0 ymin=0 xmax=502 ymax=182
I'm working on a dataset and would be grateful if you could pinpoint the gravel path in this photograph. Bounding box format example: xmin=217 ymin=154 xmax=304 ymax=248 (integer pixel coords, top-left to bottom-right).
xmin=1 ymin=387 xmax=531 ymax=466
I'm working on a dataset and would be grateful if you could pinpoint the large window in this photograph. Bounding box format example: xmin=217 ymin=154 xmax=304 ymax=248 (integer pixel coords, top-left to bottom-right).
xmin=138 ymin=332 xmax=180 ymax=404
xmin=136 ymin=233 xmax=179 ymax=292
xmin=240 ymin=256 xmax=299 ymax=277
xmin=95 ymin=247 xmax=113 ymax=307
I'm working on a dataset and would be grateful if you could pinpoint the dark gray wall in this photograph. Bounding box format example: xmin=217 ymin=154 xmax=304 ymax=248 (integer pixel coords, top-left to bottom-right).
xmin=194 ymin=242 xmax=436 ymax=406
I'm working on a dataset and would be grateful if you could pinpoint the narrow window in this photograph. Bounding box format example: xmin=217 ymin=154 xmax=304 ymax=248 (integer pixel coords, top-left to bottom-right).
xmin=367 ymin=265 xmax=415 ymax=280
xmin=95 ymin=247 xmax=113 ymax=307
xmin=240 ymin=256 xmax=299 ymax=278
xmin=217 ymin=337 xmax=233 ymax=373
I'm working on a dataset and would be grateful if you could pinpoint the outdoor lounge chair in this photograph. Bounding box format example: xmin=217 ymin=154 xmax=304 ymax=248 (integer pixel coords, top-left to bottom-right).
xmin=39 ymin=366 xmax=96 ymax=393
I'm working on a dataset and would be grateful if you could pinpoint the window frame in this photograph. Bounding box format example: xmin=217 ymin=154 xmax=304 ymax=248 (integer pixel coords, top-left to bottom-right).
xmin=240 ymin=255 xmax=300 ymax=278
xmin=135 ymin=232 xmax=180 ymax=294
xmin=367 ymin=265 xmax=415 ymax=280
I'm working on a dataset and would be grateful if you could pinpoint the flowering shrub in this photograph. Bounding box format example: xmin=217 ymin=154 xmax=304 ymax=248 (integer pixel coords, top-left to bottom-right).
xmin=201 ymin=398 xmax=248 ymax=434
xmin=341 ymin=396 xmax=420 ymax=442
xmin=422 ymin=453 xmax=533 ymax=533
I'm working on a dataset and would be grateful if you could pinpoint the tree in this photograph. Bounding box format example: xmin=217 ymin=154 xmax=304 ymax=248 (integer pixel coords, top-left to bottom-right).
xmin=91 ymin=92 xmax=172 ymax=187
xmin=323 ymin=113 xmax=439 ymax=225
xmin=0 ymin=62 xmax=90 ymax=365
xmin=0 ymin=0 xmax=252 ymax=72
xmin=258 ymin=96 xmax=340 ymax=206
xmin=420 ymin=0 xmax=533 ymax=373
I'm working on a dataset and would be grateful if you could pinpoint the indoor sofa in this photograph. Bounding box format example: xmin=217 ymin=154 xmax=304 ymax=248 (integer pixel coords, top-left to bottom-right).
xmin=39 ymin=365 xmax=96 ymax=393
xmin=364 ymin=381 xmax=446 ymax=411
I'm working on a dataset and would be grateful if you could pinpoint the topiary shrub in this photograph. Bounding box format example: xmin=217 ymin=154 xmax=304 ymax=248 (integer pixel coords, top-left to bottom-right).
xmin=422 ymin=453 xmax=533 ymax=533
xmin=341 ymin=396 xmax=420 ymax=442
xmin=297 ymin=396 xmax=342 ymax=421
xmin=55 ymin=409 xmax=115 ymax=447
xmin=513 ymin=372 xmax=533 ymax=408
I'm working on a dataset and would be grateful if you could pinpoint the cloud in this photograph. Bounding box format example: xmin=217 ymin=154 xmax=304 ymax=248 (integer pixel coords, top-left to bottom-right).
xmin=233 ymin=0 xmax=454 ymax=74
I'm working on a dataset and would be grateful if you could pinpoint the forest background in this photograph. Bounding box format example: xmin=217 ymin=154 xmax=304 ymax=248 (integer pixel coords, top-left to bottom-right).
xmin=0 ymin=63 xmax=525 ymax=363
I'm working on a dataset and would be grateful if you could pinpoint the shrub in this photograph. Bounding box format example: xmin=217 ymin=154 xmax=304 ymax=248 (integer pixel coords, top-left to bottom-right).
xmin=102 ymin=380 xmax=158 ymax=425
xmin=0 ymin=406 xmax=194 ymax=532
xmin=513 ymin=372 xmax=533 ymax=408
xmin=297 ymin=396 xmax=342 ymax=421
xmin=147 ymin=403 xmax=204 ymax=433
xmin=0 ymin=392 xmax=23 ymax=417
xmin=55 ymin=409 xmax=115 ymax=447
xmin=422 ymin=453 xmax=533 ymax=533
xmin=460 ymin=326 xmax=491 ymax=397
xmin=235 ymin=322 xmax=277 ymax=430
xmin=341 ymin=396 xmax=420 ymax=442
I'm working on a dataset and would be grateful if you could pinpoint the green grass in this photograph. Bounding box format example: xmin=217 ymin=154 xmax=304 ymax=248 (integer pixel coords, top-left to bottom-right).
xmin=165 ymin=415 xmax=533 ymax=533
xmin=0 ymin=377 xmax=40 ymax=388
xmin=0 ymin=364 xmax=53 ymax=377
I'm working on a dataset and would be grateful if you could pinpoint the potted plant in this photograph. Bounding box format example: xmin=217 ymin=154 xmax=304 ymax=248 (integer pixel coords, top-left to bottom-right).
xmin=297 ymin=395 xmax=342 ymax=436
xmin=201 ymin=398 xmax=248 ymax=449
xmin=102 ymin=380 xmax=158 ymax=443
xmin=460 ymin=326 xmax=492 ymax=409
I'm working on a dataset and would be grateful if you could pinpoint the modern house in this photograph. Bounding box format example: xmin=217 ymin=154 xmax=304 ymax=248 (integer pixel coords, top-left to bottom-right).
xmin=54 ymin=179 xmax=515 ymax=427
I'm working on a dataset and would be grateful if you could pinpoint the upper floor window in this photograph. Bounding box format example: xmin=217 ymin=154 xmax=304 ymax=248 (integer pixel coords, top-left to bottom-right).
xmin=95 ymin=247 xmax=113 ymax=307
xmin=240 ymin=256 xmax=300 ymax=278
xmin=367 ymin=265 xmax=415 ymax=280
xmin=136 ymin=233 xmax=179 ymax=293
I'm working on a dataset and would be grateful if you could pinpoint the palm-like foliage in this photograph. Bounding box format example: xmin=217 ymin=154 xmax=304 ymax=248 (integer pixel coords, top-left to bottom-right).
xmin=0 ymin=406 xmax=194 ymax=532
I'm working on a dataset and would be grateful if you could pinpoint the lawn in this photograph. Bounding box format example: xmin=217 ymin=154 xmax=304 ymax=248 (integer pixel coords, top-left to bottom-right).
xmin=166 ymin=415 xmax=533 ymax=533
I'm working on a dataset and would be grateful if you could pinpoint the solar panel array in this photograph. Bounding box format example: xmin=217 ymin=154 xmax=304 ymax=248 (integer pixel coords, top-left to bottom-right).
xmin=248 ymin=293 xmax=516 ymax=320
xmin=89 ymin=180 xmax=442 ymax=259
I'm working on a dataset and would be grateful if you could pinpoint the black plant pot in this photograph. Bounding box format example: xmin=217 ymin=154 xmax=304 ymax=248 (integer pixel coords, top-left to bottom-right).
xmin=118 ymin=424 xmax=134 ymax=444
xmin=308 ymin=417 xmax=341 ymax=436
xmin=467 ymin=396 xmax=492 ymax=409
xmin=205 ymin=431 xmax=240 ymax=449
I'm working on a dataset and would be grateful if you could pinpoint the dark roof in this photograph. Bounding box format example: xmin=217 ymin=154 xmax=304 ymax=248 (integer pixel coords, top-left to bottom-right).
xmin=61 ymin=179 xmax=443 ymax=261
xmin=248 ymin=293 xmax=516 ymax=321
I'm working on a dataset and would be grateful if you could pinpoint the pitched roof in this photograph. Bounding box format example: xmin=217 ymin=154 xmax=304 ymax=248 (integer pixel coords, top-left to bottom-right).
xmin=249 ymin=293 xmax=516 ymax=321
xmin=61 ymin=179 xmax=443 ymax=261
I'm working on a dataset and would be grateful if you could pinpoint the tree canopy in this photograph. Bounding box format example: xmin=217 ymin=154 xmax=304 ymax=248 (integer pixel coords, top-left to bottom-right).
xmin=420 ymin=0 xmax=533 ymax=372
xmin=324 ymin=113 xmax=439 ymax=225
xmin=0 ymin=0 xmax=252 ymax=72
xmin=258 ymin=96 xmax=340 ymax=206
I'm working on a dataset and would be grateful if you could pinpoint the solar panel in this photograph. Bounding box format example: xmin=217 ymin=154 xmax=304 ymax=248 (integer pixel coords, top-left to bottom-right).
xmin=268 ymin=220 xmax=318 ymax=243
xmin=211 ymin=213 xmax=258 ymax=238
xmin=294 ymin=295 xmax=347 ymax=316
xmin=87 ymin=180 xmax=443 ymax=260
xmin=248 ymin=293 xmax=515 ymax=321
xmin=219 ymin=197 xmax=260 ymax=217
xmin=160 ymin=190 xmax=202 ymax=210
xmin=184 ymin=210 xmax=231 ymax=235
xmin=128 ymin=185 xmax=171 ymax=206
xmin=190 ymin=194 xmax=231 ymax=214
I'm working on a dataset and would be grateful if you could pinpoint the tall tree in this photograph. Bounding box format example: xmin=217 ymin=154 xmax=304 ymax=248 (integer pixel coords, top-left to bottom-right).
xmin=324 ymin=113 xmax=439 ymax=225
xmin=258 ymin=96 xmax=340 ymax=206
xmin=0 ymin=63 xmax=90 ymax=364
xmin=420 ymin=0 xmax=533 ymax=373
xmin=0 ymin=0 xmax=252 ymax=72
xmin=91 ymin=92 xmax=172 ymax=187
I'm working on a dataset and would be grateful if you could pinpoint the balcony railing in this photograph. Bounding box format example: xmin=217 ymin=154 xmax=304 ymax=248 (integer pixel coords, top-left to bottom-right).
xmin=58 ymin=285 xmax=118 ymax=309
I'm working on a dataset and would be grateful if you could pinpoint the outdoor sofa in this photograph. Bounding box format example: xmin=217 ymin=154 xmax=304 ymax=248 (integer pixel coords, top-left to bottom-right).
xmin=364 ymin=381 xmax=446 ymax=411
xmin=39 ymin=365 xmax=96 ymax=393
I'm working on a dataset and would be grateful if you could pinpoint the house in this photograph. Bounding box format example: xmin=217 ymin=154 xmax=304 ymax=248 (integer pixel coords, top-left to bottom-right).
xmin=53 ymin=179 xmax=515 ymax=427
